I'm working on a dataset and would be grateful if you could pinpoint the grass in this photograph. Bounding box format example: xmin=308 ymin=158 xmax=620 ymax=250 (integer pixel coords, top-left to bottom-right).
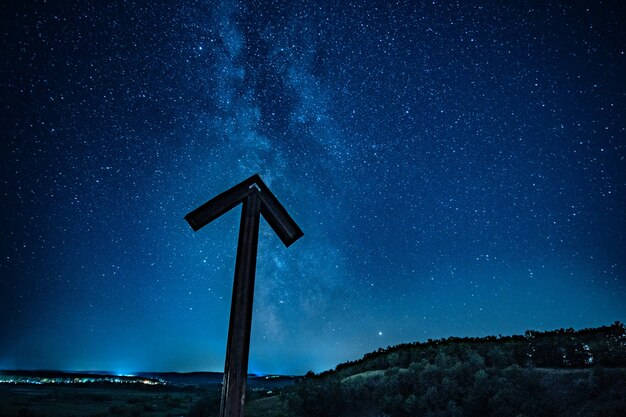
xmin=0 ymin=384 xmax=205 ymax=417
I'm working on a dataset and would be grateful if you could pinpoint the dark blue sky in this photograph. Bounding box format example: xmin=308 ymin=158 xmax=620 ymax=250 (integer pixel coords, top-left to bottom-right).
xmin=1 ymin=0 xmax=624 ymax=375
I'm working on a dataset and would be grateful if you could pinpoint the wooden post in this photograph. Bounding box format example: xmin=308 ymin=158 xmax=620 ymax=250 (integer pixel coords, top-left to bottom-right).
xmin=220 ymin=192 xmax=260 ymax=417
xmin=185 ymin=174 xmax=303 ymax=417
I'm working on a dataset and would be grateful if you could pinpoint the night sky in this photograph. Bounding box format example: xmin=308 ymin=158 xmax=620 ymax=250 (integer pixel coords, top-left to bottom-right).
xmin=1 ymin=1 xmax=625 ymax=375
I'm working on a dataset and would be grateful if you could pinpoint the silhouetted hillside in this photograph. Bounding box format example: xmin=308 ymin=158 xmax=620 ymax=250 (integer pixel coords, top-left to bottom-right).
xmin=322 ymin=321 xmax=626 ymax=378
xmin=280 ymin=322 xmax=626 ymax=417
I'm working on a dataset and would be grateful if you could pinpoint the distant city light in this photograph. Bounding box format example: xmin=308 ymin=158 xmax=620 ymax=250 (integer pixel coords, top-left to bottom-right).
xmin=0 ymin=374 xmax=166 ymax=386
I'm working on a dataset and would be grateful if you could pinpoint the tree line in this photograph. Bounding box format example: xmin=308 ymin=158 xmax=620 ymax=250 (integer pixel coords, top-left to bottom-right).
xmin=283 ymin=322 xmax=626 ymax=417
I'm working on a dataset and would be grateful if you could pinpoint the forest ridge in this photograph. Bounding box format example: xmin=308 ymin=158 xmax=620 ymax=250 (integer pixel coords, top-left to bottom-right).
xmin=278 ymin=322 xmax=626 ymax=417
xmin=321 ymin=321 xmax=626 ymax=378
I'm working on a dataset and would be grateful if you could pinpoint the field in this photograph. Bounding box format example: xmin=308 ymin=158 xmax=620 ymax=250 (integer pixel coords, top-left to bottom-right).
xmin=0 ymin=383 xmax=214 ymax=417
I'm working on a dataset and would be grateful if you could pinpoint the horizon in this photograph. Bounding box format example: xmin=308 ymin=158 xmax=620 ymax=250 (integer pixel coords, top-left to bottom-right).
xmin=2 ymin=321 xmax=621 ymax=376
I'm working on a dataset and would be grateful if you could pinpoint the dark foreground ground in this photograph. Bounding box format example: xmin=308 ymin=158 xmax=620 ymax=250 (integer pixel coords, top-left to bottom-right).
xmin=0 ymin=370 xmax=297 ymax=417
xmin=0 ymin=383 xmax=211 ymax=417
xmin=0 ymin=383 xmax=291 ymax=417
xmin=2 ymin=368 xmax=626 ymax=417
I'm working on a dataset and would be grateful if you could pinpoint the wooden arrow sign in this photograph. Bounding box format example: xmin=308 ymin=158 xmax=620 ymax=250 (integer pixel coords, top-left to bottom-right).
xmin=185 ymin=174 xmax=303 ymax=417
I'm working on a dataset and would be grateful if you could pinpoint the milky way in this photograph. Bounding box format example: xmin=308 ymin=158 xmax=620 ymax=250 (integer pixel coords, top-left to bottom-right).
xmin=1 ymin=1 xmax=624 ymax=374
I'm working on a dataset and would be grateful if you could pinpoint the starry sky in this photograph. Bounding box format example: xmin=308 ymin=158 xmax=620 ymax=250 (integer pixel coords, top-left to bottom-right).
xmin=1 ymin=1 xmax=625 ymax=375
